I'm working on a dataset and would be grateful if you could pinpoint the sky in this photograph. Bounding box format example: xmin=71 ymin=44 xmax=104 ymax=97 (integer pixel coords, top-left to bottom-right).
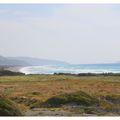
xmin=0 ymin=4 xmax=120 ymax=64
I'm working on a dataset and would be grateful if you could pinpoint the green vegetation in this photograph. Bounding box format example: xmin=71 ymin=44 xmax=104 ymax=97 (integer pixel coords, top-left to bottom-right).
xmin=54 ymin=72 xmax=120 ymax=76
xmin=44 ymin=91 xmax=98 ymax=107
xmin=0 ymin=96 xmax=23 ymax=116
xmin=0 ymin=70 xmax=25 ymax=76
xmin=105 ymin=95 xmax=120 ymax=104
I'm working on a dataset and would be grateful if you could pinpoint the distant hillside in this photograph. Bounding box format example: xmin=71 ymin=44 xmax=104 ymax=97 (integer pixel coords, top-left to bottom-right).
xmin=0 ymin=55 xmax=69 ymax=66
xmin=0 ymin=56 xmax=29 ymax=66
xmin=9 ymin=57 xmax=69 ymax=66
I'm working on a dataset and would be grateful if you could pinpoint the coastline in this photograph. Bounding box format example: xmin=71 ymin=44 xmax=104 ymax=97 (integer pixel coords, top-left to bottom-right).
xmin=2 ymin=65 xmax=120 ymax=75
xmin=4 ymin=66 xmax=25 ymax=73
xmin=6 ymin=64 xmax=120 ymax=75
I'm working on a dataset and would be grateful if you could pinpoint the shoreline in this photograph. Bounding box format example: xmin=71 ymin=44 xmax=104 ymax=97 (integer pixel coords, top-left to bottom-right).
xmin=1 ymin=65 xmax=120 ymax=76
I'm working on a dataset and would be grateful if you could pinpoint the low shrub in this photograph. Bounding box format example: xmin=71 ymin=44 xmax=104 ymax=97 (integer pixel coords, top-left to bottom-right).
xmin=44 ymin=91 xmax=99 ymax=107
xmin=0 ymin=96 xmax=23 ymax=116
xmin=105 ymin=95 xmax=120 ymax=104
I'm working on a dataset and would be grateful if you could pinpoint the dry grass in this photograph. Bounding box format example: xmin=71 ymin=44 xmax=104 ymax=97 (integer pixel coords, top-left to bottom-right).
xmin=0 ymin=75 xmax=120 ymax=101
xmin=0 ymin=74 xmax=120 ymax=115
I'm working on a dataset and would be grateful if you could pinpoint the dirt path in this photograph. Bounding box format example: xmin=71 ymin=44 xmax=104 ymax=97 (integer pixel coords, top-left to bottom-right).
xmin=25 ymin=108 xmax=81 ymax=116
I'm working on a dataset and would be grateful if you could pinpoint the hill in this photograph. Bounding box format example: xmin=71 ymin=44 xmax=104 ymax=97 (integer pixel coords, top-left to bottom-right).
xmin=0 ymin=55 xmax=69 ymax=66
xmin=0 ymin=56 xmax=29 ymax=66
xmin=8 ymin=56 xmax=69 ymax=66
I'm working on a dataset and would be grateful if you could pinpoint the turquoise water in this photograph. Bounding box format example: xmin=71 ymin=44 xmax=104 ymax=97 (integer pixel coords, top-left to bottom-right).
xmin=20 ymin=63 xmax=120 ymax=74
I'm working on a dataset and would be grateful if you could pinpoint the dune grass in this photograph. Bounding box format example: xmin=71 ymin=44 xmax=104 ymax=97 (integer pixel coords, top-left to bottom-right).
xmin=0 ymin=74 xmax=120 ymax=115
xmin=0 ymin=96 xmax=23 ymax=116
xmin=44 ymin=91 xmax=99 ymax=107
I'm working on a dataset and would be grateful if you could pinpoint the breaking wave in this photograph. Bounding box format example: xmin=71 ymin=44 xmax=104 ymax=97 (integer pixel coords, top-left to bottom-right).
xmin=20 ymin=64 xmax=120 ymax=74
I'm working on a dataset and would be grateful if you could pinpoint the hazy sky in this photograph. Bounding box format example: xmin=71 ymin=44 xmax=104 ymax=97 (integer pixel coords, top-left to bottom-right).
xmin=0 ymin=4 xmax=120 ymax=64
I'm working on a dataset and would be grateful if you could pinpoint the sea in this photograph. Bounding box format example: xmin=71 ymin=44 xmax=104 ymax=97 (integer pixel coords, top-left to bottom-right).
xmin=20 ymin=63 xmax=120 ymax=74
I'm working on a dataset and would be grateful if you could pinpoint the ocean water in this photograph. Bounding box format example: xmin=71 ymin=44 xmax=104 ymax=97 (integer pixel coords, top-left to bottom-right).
xmin=20 ymin=63 xmax=120 ymax=74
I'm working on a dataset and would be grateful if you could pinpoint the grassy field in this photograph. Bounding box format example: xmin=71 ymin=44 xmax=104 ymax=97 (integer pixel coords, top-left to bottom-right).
xmin=0 ymin=74 xmax=120 ymax=116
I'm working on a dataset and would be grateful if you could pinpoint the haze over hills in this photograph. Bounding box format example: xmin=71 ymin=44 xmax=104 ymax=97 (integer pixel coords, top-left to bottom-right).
xmin=0 ymin=56 xmax=29 ymax=66
xmin=9 ymin=57 xmax=69 ymax=66
xmin=0 ymin=56 xmax=69 ymax=66
xmin=0 ymin=55 xmax=120 ymax=67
